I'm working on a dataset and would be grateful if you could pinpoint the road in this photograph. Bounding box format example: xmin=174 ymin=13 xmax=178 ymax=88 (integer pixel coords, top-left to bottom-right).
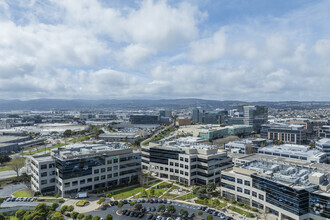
xmin=141 ymin=122 xmax=175 ymax=146
xmin=0 ymin=183 xmax=27 ymax=197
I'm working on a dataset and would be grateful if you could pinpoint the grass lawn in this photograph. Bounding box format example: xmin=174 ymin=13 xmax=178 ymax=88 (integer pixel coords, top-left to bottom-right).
xmin=176 ymin=192 xmax=197 ymax=201
xmin=76 ymin=200 xmax=90 ymax=207
xmin=112 ymin=186 xmax=146 ymax=200
xmin=144 ymin=179 xmax=162 ymax=188
xmin=229 ymin=206 xmax=255 ymax=218
xmin=37 ymin=198 xmax=64 ymax=203
xmin=13 ymin=189 xmax=33 ymax=197
xmin=9 ymin=216 xmax=18 ymax=220
xmin=22 ymin=143 xmax=67 ymax=155
xmin=0 ymin=165 xmax=11 ymax=172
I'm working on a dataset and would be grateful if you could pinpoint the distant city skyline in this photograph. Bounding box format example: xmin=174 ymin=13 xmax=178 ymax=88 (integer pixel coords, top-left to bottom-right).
xmin=0 ymin=0 xmax=329 ymax=101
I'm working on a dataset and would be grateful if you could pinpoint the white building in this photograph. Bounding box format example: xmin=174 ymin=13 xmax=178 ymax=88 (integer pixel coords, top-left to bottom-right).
xmin=316 ymin=138 xmax=330 ymax=159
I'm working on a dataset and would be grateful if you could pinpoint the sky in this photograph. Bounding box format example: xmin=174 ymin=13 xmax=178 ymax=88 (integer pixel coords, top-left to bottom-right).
xmin=0 ymin=0 xmax=329 ymax=101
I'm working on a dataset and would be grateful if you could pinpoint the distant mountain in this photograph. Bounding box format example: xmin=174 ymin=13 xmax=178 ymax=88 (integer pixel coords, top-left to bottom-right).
xmin=0 ymin=99 xmax=329 ymax=111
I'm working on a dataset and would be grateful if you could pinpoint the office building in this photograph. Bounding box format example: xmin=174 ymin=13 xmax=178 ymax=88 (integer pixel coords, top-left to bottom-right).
xmin=220 ymin=154 xmax=330 ymax=220
xmin=225 ymin=138 xmax=272 ymax=154
xmin=316 ymin=138 xmax=330 ymax=159
xmin=176 ymin=118 xmax=192 ymax=126
xmin=29 ymin=143 xmax=141 ymax=197
xmin=243 ymin=105 xmax=268 ymax=132
xmin=260 ymin=123 xmax=307 ymax=144
xmin=319 ymin=125 xmax=330 ymax=138
xmin=258 ymin=144 xmax=327 ymax=163
xmin=98 ymin=132 xmax=141 ymax=143
xmin=129 ymin=115 xmax=159 ymax=124
xmin=0 ymin=135 xmax=45 ymax=155
xmin=159 ymin=110 xmax=172 ymax=118
xmin=192 ymin=109 xmax=228 ymax=125
xmin=141 ymin=140 xmax=232 ymax=185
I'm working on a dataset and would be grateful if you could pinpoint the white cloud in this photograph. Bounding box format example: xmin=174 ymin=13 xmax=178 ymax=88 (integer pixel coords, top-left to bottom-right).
xmin=116 ymin=44 xmax=156 ymax=68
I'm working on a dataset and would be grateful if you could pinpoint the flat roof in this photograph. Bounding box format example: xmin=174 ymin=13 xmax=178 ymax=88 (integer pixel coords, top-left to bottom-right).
xmin=0 ymin=135 xmax=29 ymax=143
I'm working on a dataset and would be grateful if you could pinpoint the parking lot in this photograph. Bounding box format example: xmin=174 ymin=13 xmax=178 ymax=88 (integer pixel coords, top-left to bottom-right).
xmin=85 ymin=199 xmax=233 ymax=220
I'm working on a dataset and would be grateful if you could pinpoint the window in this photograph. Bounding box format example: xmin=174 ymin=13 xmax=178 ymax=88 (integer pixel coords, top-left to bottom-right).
xmin=185 ymin=172 xmax=188 ymax=176
xmin=114 ymin=173 xmax=118 ymax=177
xmin=180 ymin=170 xmax=183 ymax=175
xmin=165 ymin=168 xmax=168 ymax=171
xmin=107 ymin=174 xmax=112 ymax=178
xmin=41 ymin=180 xmax=47 ymax=185
xmin=113 ymin=158 xmax=118 ymax=163
xmin=41 ymin=164 xmax=47 ymax=170
xmin=41 ymin=172 xmax=47 ymax=177
xmin=80 ymin=179 xmax=85 ymax=184
xmin=170 ymin=168 xmax=173 ymax=172
xmin=94 ymin=169 xmax=99 ymax=174
xmin=101 ymin=168 xmax=106 ymax=173
xmin=107 ymin=160 xmax=112 ymax=164
xmin=107 ymin=167 xmax=112 ymax=172
xmin=72 ymin=181 xmax=78 ymax=186
xmin=49 ymin=163 xmax=55 ymax=168
xmin=160 ymin=167 xmax=163 ymax=170
xmin=180 ymin=164 xmax=183 ymax=168
xmin=237 ymin=187 xmax=242 ymax=192
xmin=170 ymin=162 xmax=173 ymax=166
xmin=175 ymin=169 xmax=179 ymax=173
xmin=94 ymin=177 xmax=99 ymax=181
xmin=114 ymin=166 xmax=118 ymax=171
xmin=259 ymin=194 xmax=264 ymax=200
xmin=237 ymin=178 xmax=243 ymax=184
xmin=244 ymin=180 xmax=250 ymax=186
xmin=50 ymin=178 xmax=55 ymax=183
xmin=101 ymin=175 xmax=106 ymax=180
xmin=244 ymin=189 xmax=250 ymax=195
xmin=49 ymin=171 xmax=55 ymax=176
xmin=222 ymin=175 xmax=235 ymax=182
xmin=185 ymin=165 xmax=188 ymax=169
xmin=87 ymin=178 xmax=92 ymax=183
xmin=64 ymin=182 xmax=70 ymax=187
xmin=180 ymin=157 xmax=183 ymax=161
xmin=185 ymin=158 xmax=188 ymax=162
xmin=175 ymin=163 xmax=179 ymax=167
xmin=252 ymin=191 xmax=257 ymax=197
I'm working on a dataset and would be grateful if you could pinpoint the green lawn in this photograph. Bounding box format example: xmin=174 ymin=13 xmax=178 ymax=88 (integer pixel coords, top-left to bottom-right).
xmin=9 ymin=216 xmax=18 ymax=220
xmin=176 ymin=192 xmax=198 ymax=201
xmin=112 ymin=186 xmax=146 ymax=200
xmin=0 ymin=165 xmax=11 ymax=172
xmin=229 ymin=206 xmax=255 ymax=218
xmin=13 ymin=189 xmax=33 ymax=197
xmin=22 ymin=143 xmax=67 ymax=155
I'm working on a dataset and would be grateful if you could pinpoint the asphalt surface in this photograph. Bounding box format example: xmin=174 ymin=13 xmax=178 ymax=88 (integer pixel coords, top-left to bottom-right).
xmin=0 ymin=183 xmax=27 ymax=197
xmin=85 ymin=201 xmax=227 ymax=220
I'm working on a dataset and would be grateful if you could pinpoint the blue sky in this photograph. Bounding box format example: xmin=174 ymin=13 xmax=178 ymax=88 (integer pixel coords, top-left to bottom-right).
xmin=0 ymin=0 xmax=329 ymax=101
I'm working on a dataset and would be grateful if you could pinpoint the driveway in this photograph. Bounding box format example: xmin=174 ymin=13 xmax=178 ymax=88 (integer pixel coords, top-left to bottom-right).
xmin=0 ymin=183 xmax=27 ymax=197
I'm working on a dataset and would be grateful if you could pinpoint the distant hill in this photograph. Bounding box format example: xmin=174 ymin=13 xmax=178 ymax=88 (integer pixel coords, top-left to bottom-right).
xmin=0 ymin=98 xmax=329 ymax=111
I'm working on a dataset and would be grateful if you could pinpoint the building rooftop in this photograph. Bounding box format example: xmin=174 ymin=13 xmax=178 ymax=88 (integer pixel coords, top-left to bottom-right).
xmin=0 ymin=135 xmax=29 ymax=143
xmin=99 ymin=132 xmax=139 ymax=138
xmin=317 ymin=138 xmax=330 ymax=145
xmin=258 ymin=144 xmax=326 ymax=158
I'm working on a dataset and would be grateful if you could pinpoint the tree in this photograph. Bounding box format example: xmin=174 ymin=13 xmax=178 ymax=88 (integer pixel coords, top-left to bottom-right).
xmin=97 ymin=197 xmax=105 ymax=205
xmin=92 ymin=216 xmax=100 ymax=220
xmin=106 ymin=193 xmax=112 ymax=198
xmin=135 ymin=203 xmax=142 ymax=211
xmin=207 ymin=214 xmax=213 ymax=220
xmin=51 ymin=203 xmax=59 ymax=211
xmin=77 ymin=213 xmax=85 ymax=220
xmin=150 ymin=187 xmax=155 ymax=195
xmin=67 ymin=205 xmax=74 ymax=212
xmin=245 ymin=144 xmax=255 ymax=154
xmin=0 ymin=214 xmax=4 ymax=220
xmin=63 ymin=129 xmax=73 ymax=137
xmin=15 ymin=208 xmax=26 ymax=220
xmin=206 ymin=182 xmax=216 ymax=193
xmin=51 ymin=212 xmax=64 ymax=220
xmin=130 ymin=201 xmax=135 ymax=206
xmin=198 ymin=211 xmax=203 ymax=216
xmin=60 ymin=205 xmax=68 ymax=214
xmin=167 ymin=205 xmax=176 ymax=213
xmin=106 ymin=214 xmax=113 ymax=220
xmin=118 ymin=202 xmax=123 ymax=208
xmin=7 ymin=156 xmax=25 ymax=177
xmin=84 ymin=214 xmax=93 ymax=220
xmin=71 ymin=211 xmax=79 ymax=219
xmin=179 ymin=209 xmax=188 ymax=215
xmin=158 ymin=204 xmax=165 ymax=212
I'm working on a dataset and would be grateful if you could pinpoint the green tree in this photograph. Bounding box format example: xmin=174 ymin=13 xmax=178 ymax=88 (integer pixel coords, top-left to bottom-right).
xmin=77 ymin=213 xmax=85 ymax=220
xmin=167 ymin=205 xmax=176 ymax=213
xmin=97 ymin=197 xmax=105 ymax=205
xmin=60 ymin=205 xmax=68 ymax=213
xmin=106 ymin=214 xmax=113 ymax=220
xmin=207 ymin=214 xmax=213 ymax=220
xmin=118 ymin=202 xmax=123 ymax=208
xmin=63 ymin=129 xmax=73 ymax=137
xmin=135 ymin=203 xmax=142 ymax=211
xmin=179 ymin=209 xmax=188 ymax=215
xmin=71 ymin=211 xmax=79 ymax=219
xmin=130 ymin=201 xmax=135 ymax=206
xmin=198 ymin=211 xmax=203 ymax=216
xmin=106 ymin=193 xmax=112 ymax=198
xmin=150 ymin=187 xmax=155 ymax=195
xmin=51 ymin=203 xmax=59 ymax=211
xmin=92 ymin=216 xmax=100 ymax=220
xmin=15 ymin=208 xmax=26 ymax=220
xmin=84 ymin=214 xmax=93 ymax=220
xmin=0 ymin=214 xmax=4 ymax=220
xmin=206 ymin=182 xmax=216 ymax=193
xmin=7 ymin=156 xmax=25 ymax=177
xmin=51 ymin=212 xmax=64 ymax=220
xmin=158 ymin=204 xmax=165 ymax=212
xmin=67 ymin=205 xmax=74 ymax=212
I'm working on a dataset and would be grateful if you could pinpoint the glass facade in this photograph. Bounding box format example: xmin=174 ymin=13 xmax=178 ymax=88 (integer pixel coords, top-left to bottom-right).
xmin=310 ymin=192 xmax=330 ymax=218
xmin=252 ymin=175 xmax=309 ymax=216
xmin=149 ymin=148 xmax=183 ymax=165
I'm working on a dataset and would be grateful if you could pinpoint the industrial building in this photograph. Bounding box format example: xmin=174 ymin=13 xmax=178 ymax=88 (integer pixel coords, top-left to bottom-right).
xmin=29 ymin=143 xmax=141 ymax=197
xmin=141 ymin=139 xmax=232 ymax=185
xmin=220 ymin=154 xmax=330 ymax=220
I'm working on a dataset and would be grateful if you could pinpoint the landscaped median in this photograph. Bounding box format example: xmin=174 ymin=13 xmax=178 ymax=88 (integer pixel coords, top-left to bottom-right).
xmin=112 ymin=180 xmax=162 ymax=200
xmin=12 ymin=189 xmax=33 ymax=197
xmin=229 ymin=205 xmax=256 ymax=218
xmin=76 ymin=200 xmax=90 ymax=207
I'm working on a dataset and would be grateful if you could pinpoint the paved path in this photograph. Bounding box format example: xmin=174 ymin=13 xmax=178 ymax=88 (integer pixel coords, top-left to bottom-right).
xmin=0 ymin=183 xmax=27 ymax=197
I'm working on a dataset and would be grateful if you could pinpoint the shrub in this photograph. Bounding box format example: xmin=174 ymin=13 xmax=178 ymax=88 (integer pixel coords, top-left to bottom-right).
xmin=51 ymin=211 xmax=64 ymax=220
xmin=59 ymin=198 xmax=65 ymax=203
xmin=207 ymin=214 xmax=213 ymax=220
xmin=51 ymin=203 xmax=59 ymax=211
xmin=106 ymin=193 xmax=112 ymax=198
xmin=130 ymin=201 xmax=135 ymax=206
xmin=118 ymin=202 xmax=123 ymax=208
xmin=60 ymin=205 xmax=68 ymax=214
xmin=77 ymin=213 xmax=85 ymax=220
xmin=84 ymin=214 xmax=93 ymax=220
xmin=97 ymin=197 xmax=105 ymax=205
xmin=76 ymin=200 xmax=89 ymax=207
xmin=106 ymin=214 xmax=113 ymax=220
xmin=198 ymin=211 xmax=203 ymax=216
xmin=67 ymin=205 xmax=74 ymax=212
xmin=71 ymin=211 xmax=79 ymax=219
xmin=92 ymin=216 xmax=100 ymax=220
xmin=135 ymin=203 xmax=142 ymax=211
xmin=15 ymin=208 xmax=26 ymax=220
xmin=0 ymin=214 xmax=4 ymax=220
xmin=55 ymin=194 xmax=61 ymax=198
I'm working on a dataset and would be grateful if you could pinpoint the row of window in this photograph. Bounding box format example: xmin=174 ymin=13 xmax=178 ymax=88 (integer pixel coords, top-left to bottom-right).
xmin=222 ymin=175 xmax=251 ymax=186
xmin=40 ymin=163 xmax=55 ymax=170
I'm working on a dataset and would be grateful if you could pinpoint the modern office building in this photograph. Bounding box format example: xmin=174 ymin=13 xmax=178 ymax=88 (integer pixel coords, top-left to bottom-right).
xmin=316 ymin=138 xmax=330 ymax=159
xmin=260 ymin=123 xmax=307 ymax=144
xmin=243 ymin=105 xmax=268 ymax=132
xmin=258 ymin=144 xmax=327 ymax=163
xmin=220 ymin=154 xmax=330 ymax=220
xmin=29 ymin=143 xmax=141 ymax=197
xmin=129 ymin=115 xmax=159 ymax=124
xmin=98 ymin=132 xmax=141 ymax=143
xmin=141 ymin=140 xmax=232 ymax=185
xmin=319 ymin=125 xmax=330 ymax=138
xmin=159 ymin=110 xmax=172 ymax=118
xmin=224 ymin=138 xmax=272 ymax=154
xmin=176 ymin=118 xmax=192 ymax=126
xmin=192 ymin=108 xmax=228 ymax=125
